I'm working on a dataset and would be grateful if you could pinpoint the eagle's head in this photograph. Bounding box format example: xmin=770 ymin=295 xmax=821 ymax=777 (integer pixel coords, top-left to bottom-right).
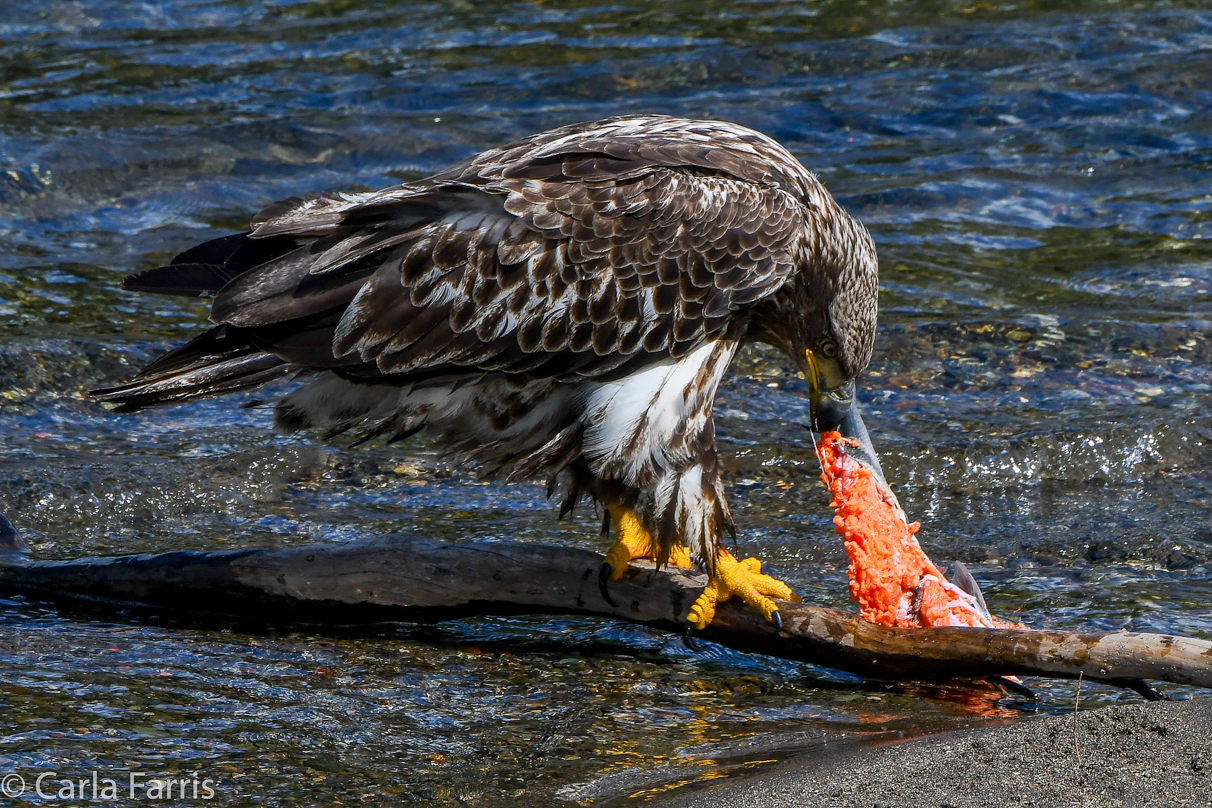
xmin=751 ymin=206 xmax=879 ymax=432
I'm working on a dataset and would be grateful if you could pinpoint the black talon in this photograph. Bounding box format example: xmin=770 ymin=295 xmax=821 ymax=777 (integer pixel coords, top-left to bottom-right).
xmin=598 ymin=564 xmax=619 ymax=607
xmin=771 ymin=609 xmax=783 ymax=635
xmin=682 ymin=622 xmax=702 ymax=652
xmin=989 ymin=676 xmax=1037 ymax=700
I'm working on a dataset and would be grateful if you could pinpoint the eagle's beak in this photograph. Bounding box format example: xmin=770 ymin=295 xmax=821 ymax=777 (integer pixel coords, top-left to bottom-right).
xmin=803 ymin=351 xmax=903 ymax=519
xmin=812 ymin=379 xmax=854 ymax=432
xmin=804 ymin=349 xmax=854 ymax=432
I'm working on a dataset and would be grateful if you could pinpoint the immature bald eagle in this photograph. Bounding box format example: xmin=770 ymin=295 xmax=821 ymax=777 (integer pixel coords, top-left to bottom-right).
xmin=96 ymin=115 xmax=878 ymax=634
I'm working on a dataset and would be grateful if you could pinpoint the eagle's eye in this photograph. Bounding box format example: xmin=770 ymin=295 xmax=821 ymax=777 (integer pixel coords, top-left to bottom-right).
xmin=819 ymin=339 xmax=839 ymax=359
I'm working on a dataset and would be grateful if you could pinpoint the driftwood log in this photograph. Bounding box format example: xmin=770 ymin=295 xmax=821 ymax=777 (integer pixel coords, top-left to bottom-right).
xmin=1 ymin=514 xmax=1209 ymax=693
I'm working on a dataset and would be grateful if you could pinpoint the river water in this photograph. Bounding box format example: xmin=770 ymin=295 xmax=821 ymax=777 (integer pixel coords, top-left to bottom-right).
xmin=1 ymin=1 xmax=1210 ymax=805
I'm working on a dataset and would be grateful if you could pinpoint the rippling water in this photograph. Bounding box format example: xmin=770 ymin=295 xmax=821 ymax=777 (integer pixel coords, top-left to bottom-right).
xmin=2 ymin=1 xmax=1210 ymax=804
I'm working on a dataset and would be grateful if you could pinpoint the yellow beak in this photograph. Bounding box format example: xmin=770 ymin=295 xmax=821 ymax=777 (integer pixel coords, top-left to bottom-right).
xmin=804 ymin=349 xmax=821 ymax=398
xmin=803 ymin=348 xmax=854 ymax=431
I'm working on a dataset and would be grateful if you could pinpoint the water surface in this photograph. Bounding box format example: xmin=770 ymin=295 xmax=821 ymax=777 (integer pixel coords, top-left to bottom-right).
xmin=1 ymin=1 xmax=1210 ymax=805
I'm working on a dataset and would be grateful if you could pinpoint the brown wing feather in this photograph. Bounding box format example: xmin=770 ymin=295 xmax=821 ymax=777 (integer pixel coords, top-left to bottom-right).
xmin=100 ymin=115 xmax=859 ymax=416
xmin=213 ymin=119 xmax=814 ymax=384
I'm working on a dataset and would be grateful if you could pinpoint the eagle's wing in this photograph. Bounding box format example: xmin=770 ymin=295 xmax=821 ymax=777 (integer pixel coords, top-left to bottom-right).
xmin=96 ymin=118 xmax=830 ymax=569
xmin=201 ymin=117 xmax=812 ymax=384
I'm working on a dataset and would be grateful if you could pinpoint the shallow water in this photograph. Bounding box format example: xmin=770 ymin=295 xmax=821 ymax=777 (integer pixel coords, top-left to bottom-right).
xmin=1 ymin=0 xmax=1210 ymax=804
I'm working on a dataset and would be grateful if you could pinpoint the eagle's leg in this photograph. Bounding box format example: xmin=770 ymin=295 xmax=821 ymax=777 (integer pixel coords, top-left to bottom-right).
xmin=600 ymin=505 xmax=691 ymax=606
xmin=686 ymin=550 xmax=800 ymax=632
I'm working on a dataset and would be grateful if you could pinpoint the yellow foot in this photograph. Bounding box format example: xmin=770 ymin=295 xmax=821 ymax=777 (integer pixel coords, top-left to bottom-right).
xmin=600 ymin=505 xmax=691 ymax=606
xmin=686 ymin=550 xmax=800 ymax=633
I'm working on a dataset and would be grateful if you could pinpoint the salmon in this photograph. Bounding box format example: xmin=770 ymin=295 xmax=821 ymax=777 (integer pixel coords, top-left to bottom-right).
xmin=817 ymin=431 xmax=1020 ymax=630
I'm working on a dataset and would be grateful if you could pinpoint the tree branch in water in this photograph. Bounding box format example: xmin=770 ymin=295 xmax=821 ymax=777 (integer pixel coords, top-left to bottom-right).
xmin=1 ymin=514 xmax=1209 ymax=692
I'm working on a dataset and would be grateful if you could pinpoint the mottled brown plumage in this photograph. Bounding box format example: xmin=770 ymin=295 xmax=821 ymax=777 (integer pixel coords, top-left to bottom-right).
xmin=96 ymin=115 xmax=879 ymax=571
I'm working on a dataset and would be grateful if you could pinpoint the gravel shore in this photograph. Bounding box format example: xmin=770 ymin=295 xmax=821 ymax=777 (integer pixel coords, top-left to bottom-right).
xmin=657 ymin=698 xmax=1212 ymax=808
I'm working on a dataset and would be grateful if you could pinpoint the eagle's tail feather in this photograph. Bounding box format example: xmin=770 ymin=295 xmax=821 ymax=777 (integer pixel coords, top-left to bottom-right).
xmin=93 ymin=325 xmax=294 ymax=413
xmin=122 ymin=232 xmax=300 ymax=298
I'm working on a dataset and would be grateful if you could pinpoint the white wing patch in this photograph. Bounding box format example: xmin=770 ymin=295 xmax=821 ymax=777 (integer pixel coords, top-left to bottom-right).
xmin=582 ymin=339 xmax=736 ymax=484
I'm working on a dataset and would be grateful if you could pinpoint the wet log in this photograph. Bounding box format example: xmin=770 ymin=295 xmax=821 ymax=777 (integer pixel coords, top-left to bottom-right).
xmin=1 ymin=514 xmax=1209 ymax=691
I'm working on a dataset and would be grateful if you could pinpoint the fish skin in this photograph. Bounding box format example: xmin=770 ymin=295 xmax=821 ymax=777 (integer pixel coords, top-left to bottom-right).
xmin=836 ymin=404 xmax=908 ymax=523
xmin=950 ymin=560 xmax=993 ymax=623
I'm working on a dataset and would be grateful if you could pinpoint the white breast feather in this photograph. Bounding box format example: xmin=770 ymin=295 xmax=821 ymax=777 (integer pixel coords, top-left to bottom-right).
xmin=582 ymin=340 xmax=734 ymax=485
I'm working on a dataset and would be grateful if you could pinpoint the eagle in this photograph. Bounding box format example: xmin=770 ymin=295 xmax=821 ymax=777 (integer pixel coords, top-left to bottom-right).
xmin=95 ymin=115 xmax=879 ymax=636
